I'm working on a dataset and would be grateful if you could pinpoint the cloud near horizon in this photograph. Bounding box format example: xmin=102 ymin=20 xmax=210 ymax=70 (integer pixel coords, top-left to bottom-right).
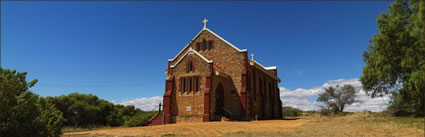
xmin=120 ymin=96 xmax=163 ymax=111
xmin=280 ymin=78 xmax=390 ymax=112
xmin=120 ymin=78 xmax=390 ymax=112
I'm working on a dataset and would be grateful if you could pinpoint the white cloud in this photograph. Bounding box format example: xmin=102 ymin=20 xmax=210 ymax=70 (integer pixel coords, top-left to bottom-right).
xmin=120 ymin=96 xmax=163 ymax=111
xmin=280 ymin=78 xmax=390 ymax=112
xmin=121 ymin=78 xmax=390 ymax=112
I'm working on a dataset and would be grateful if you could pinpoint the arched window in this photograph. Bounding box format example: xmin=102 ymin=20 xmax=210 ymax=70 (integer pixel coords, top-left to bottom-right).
xmin=252 ymin=70 xmax=257 ymax=101
xmin=187 ymin=61 xmax=194 ymax=72
xmin=208 ymin=40 xmax=213 ymax=50
xmin=259 ymin=78 xmax=263 ymax=99
xmin=261 ymin=78 xmax=266 ymax=104
xmin=202 ymin=39 xmax=207 ymax=50
xmin=195 ymin=77 xmax=199 ymax=92
xmin=196 ymin=43 xmax=201 ymax=51
xmin=189 ymin=77 xmax=193 ymax=92
xmin=182 ymin=77 xmax=186 ymax=92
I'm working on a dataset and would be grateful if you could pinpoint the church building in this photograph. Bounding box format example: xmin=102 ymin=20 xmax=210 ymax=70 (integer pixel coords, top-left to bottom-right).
xmin=162 ymin=19 xmax=282 ymax=124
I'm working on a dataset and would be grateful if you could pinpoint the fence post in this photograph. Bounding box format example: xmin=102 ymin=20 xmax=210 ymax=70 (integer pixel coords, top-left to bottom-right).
xmin=159 ymin=103 xmax=162 ymax=114
xmin=161 ymin=103 xmax=165 ymax=125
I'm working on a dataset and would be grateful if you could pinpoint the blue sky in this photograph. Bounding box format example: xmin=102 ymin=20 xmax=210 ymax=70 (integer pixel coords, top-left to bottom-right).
xmin=2 ymin=1 xmax=392 ymax=105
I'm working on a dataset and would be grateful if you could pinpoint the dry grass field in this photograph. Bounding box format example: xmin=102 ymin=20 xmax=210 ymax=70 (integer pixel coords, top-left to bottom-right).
xmin=63 ymin=113 xmax=424 ymax=137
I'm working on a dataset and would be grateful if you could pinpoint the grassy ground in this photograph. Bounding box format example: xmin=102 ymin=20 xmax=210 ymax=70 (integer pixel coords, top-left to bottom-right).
xmin=62 ymin=112 xmax=424 ymax=137
xmin=224 ymin=112 xmax=424 ymax=137
xmin=62 ymin=126 xmax=115 ymax=133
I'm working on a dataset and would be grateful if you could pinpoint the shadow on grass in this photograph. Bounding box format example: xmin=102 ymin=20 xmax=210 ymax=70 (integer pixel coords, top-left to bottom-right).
xmin=161 ymin=133 xmax=187 ymax=137
xmin=224 ymin=131 xmax=295 ymax=137
xmin=282 ymin=117 xmax=300 ymax=120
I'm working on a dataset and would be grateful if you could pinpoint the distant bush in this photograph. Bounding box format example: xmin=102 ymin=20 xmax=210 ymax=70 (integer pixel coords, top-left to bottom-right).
xmin=320 ymin=108 xmax=333 ymax=116
xmin=46 ymin=93 xmax=158 ymax=128
xmin=301 ymin=111 xmax=317 ymax=116
xmin=126 ymin=111 xmax=158 ymax=127
xmin=282 ymin=106 xmax=302 ymax=117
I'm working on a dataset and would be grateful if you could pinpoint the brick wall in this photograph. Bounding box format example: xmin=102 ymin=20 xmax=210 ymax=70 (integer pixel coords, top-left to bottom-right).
xmin=191 ymin=30 xmax=245 ymax=117
xmin=209 ymin=75 xmax=241 ymax=120
xmin=170 ymin=53 xmax=211 ymax=123
xmin=248 ymin=64 xmax=281 ymax=120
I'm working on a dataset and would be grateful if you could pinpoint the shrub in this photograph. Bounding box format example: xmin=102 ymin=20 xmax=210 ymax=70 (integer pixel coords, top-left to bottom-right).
xmin=126 ymin=111 xmax=158 ymax=127
xmin=282 ymin=106 xmax=302 ymax=117
xmin=320 ymin=108 xmax=333 ymax=116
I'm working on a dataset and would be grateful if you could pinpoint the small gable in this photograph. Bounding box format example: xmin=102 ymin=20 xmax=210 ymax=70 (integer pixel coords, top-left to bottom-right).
xmin=168 ymin=28 xmax=247 ymax=64
xmin=170 ymin=47 xmax=212 ymax=69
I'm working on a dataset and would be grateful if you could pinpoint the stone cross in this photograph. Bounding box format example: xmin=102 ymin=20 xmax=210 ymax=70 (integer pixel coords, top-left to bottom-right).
xmin=203 ymin=18 xmax=208 ymax=29
xmin=251 ymin=53 xmax=255 ymax=61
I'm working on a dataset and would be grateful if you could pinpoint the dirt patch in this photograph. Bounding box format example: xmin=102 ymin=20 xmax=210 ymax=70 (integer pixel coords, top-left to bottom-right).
xmin=279 ymin=113 xmax=424 ymax=137
xmin=63 ymin=120 xmax=306 ymax=137
xmin=63 ymin=113 xmax=424 ymax=137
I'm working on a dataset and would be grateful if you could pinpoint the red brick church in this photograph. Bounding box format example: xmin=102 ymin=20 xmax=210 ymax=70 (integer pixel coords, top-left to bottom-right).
xmin=161 ymin=19 xmax=282 ymax=124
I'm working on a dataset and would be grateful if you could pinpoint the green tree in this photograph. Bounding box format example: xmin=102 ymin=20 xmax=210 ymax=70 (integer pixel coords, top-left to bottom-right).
xmin=47 ymin=93 xmax=111 ymax=127
xmin=106 ymin=108 xmax=125 ymax=127
xmin=38 ymin=98 xmax=66 ymax=137
xmin=46 ymin=92 xmax=149 ymax=127
xmin=361 ymin=0 xmax=424 ymax=116
xmin=0 ymin=68 xmax=64 ymax=137
xmin=317 ymin=85 xmax=357 ymax=113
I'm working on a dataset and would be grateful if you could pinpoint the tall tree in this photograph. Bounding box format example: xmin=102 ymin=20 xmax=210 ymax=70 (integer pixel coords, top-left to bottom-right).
xmin=0 ymin=68 xmax=64 ymax=137
xmin=317 ymin=85 xmax=357 ymax=113
xmin=361 ymin=0 xmax=424 ymax=116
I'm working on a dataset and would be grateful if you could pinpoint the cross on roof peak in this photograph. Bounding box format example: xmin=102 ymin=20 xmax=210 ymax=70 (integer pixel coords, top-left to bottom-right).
xmin=203 ymin=18 xmax=208 ymax=29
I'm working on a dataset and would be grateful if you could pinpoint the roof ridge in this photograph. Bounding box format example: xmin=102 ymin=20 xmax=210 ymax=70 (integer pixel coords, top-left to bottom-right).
xmin=170 ymin=47 xmax=212 ymax=68
xmin=168 ymin=28 xmax=247 ymax=62
xmin=252 ymin=60 xmax=280 ymax=82
xmin=253 ymin=60 xmax=277 ymax=70
xmin=204 ymin=28 xmax=247 ymax=52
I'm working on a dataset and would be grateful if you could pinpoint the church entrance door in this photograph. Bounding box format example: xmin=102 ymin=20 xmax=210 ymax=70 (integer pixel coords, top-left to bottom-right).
xmin=215 ymin=83 xmax=224 ymax=117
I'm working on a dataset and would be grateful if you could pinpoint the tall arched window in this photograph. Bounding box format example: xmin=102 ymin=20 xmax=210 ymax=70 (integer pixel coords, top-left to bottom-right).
xmin=202 ymin=39 xmax=207 ymax=50
xmin=196 ymin=43 xmax=201 ymax=51
xmin=252 ymin=70 xmax=257 ymax=101
xmin=182 ymin=78 xmax=186 ymax=92
xmin=187 ymin=61 xmax=193 ymax=73
xmin=208 ymin=40 xmax=213 ymax=50
xmin=259 ymin=78 xmax=263 ymax=99
xmin=262 ymin=79 xmax=266 ymax=104
xmin=189 ymin=77 xmax=193 ymax=92
xmin=195 ymin=77 xmax=199 ymax=92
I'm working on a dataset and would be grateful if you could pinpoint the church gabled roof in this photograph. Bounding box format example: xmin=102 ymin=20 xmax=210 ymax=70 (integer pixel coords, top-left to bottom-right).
xmin=253 ymin=60 xmax=277 ymax=70
xmin=169 ymin=19 xmax=279 ymax=81
xmin=170 ymin=47 xmax=212 ymax=68
xmin=251 ymin=60 xmax=280 ymax=82
xmin=168 ymin=28 xmax=247 ymax=62
xmin=204 ymin=28 xmax=248 ymax=53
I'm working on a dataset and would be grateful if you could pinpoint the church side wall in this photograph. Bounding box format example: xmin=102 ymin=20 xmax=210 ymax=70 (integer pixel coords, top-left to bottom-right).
xmin=248 ymin=65 xmax=281 ymax=120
